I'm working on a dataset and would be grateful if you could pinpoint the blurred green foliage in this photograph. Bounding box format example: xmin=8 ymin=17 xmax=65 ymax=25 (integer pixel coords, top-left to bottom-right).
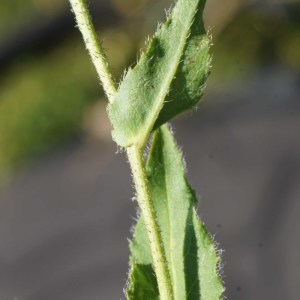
xmin=212 ymin=4 xmax=300 ymax=82
xmin=0 ymin=40 xmax=99 ymax=181
xmin=0 ymin=0 xmax=299 ymax=183
xmin=0 ymin=0 xmax=65 ymax=37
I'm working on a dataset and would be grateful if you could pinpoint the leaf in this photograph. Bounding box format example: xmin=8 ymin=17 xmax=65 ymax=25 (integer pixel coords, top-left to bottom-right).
xmin=126 ymin=126 xmax=224 ymax=299
xmin=108 ymin=0 xmax=211 ymax=148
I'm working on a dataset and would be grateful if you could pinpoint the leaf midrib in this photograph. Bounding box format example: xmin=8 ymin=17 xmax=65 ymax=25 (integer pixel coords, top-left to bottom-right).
xmin=138 ymin=1 xmax=201 ymax=148
xmin=162 ymin=133 xmax=185 ymax=299
xmin=164 ymin=156 xmax=177 ymax=297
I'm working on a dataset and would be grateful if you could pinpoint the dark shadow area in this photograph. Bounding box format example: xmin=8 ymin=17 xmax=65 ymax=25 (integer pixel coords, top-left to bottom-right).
xmin=184 ymin=209 xmax=200 ymax=299
xmin=0 ymin=2 xmax=122 ymax=76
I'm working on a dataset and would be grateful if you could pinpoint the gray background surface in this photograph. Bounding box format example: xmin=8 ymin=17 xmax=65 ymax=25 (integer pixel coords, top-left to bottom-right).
xmin=0 ymin=67 xmax=299 ymax=299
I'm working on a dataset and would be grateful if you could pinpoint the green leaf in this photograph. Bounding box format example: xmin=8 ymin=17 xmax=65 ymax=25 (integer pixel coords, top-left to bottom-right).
xmin=126 ymin=126 xmax=224 ymax=299
xmin=108 ymin=0 xmax=211 ymax=148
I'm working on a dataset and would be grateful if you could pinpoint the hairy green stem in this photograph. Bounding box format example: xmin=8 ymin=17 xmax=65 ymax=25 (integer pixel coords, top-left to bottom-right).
xmin=127 ymin=146 xmax=173 ymax=300
xmin=69 ymin=0 xmax=116 ymax=102
xmin=69 ymin=0 xmax=173 ymax=298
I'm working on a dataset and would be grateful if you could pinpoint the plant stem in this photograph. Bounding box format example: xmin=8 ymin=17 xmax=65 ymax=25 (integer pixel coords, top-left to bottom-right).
xmin=127 ymin=146 xmax=173 ymax=300
xmin=69 ymin=0 xmax=173 ymax=298
xmin=69 ymin=0 xmax=116 ymax=102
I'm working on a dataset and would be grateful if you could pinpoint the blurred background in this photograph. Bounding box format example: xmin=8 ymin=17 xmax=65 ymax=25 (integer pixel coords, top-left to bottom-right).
xmin=0 ymin=0 xmax=299 ymax=299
